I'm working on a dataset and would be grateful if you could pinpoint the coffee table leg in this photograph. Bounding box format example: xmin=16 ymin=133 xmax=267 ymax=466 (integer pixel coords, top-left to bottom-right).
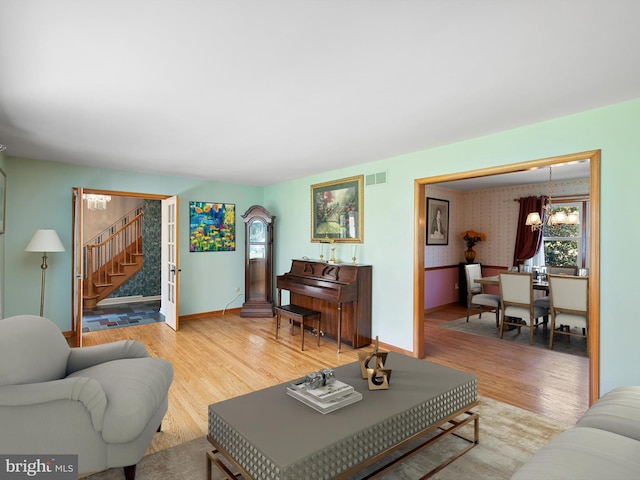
xmin=207 ymin=449 xmax=243 ymax=480
xmin=337 ymin=303 xmax=342 ymax=353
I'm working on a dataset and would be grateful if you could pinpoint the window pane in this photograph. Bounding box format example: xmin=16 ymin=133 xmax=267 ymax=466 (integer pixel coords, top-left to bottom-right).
xmin=544 ymin=240 xmax=578 ymax=266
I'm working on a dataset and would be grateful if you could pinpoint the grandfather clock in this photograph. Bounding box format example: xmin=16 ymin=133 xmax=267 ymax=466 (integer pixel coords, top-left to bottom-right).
xmin=240 ymin=205 xmax=275 ymax=317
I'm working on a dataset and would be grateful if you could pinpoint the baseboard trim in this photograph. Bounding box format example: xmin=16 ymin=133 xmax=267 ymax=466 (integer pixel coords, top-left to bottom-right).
xmin=180 ymin=307 xmax=242 ymax=321
xmin=97 ymin=295 xmax=161 ymax=306
xmin=424 ymin=302 xmax=461 ymax=314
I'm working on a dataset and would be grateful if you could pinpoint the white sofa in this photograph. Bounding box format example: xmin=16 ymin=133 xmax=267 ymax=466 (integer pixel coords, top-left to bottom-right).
xmin=512 ymin=386 xmax=640 ymax=479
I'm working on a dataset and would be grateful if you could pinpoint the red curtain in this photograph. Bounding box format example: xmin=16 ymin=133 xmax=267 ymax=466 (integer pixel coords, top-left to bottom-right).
xmin=512 ymin=196 xmax=547 ymax=267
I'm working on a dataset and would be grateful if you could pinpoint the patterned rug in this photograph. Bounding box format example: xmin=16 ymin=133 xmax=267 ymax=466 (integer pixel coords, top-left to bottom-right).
xmin=82 ymin=300 xmax=163 ymax=332
xmin=82 ymin=396 xmax=569 ymax=479
xmin=438 ymin=313 xmax=587 ymax=357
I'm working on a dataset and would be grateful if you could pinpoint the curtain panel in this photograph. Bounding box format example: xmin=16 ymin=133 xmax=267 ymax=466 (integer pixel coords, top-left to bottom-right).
xmin=512 ymin=196 xmax=546 ymax=267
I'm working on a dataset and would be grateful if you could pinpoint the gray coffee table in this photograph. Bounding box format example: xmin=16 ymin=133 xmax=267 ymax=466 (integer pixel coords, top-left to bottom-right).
xmin=207 ymin=352 xmax=478 ymax=479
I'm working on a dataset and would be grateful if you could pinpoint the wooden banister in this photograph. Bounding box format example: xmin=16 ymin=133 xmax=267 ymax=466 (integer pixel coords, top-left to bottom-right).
xmin=85 ymin=212 xmax=144 ymax=302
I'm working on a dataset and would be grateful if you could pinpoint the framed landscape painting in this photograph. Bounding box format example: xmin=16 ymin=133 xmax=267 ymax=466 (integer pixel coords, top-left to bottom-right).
xmin=426 ymin=197 xmax=449 ymax=245
xmin=311 ymin=175 xmax=363 ymax=243
xmin=189 ymin=202 xmax=236 ymax=252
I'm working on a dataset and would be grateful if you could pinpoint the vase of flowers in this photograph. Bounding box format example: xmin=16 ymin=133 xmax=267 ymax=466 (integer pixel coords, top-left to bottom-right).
xmin=461 ymin=230 xmax=486 ymax=263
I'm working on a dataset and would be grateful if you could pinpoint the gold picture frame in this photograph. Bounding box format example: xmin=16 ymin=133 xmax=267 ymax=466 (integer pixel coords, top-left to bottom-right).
xmin=311 ymin=175 xmax=363 ymax=243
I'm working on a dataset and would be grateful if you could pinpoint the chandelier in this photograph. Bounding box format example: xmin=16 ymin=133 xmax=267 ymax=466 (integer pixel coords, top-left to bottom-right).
xmin=83 ymin=194 xmax=112 ymax=210
xmin=525 ymin=166 xmax=579 ymax=231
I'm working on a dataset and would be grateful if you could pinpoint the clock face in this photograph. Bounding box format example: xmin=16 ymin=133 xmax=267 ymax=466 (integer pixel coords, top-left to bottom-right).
xmin=249 ymin=220 xmax=266 ymax=243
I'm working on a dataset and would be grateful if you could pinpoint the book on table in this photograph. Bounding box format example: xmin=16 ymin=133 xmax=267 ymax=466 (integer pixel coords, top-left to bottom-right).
xmin=286 ymin=386 xmax=362 ymax=414
xmin=289 ymin=379 xmax=354 ymax=403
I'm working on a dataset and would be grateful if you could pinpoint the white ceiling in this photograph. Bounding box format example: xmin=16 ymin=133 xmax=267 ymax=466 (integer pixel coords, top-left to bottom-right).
xmin=0 ymin=1 xmax=638 ymax=186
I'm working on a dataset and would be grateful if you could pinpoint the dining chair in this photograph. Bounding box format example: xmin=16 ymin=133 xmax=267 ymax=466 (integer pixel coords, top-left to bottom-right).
xmin=548 ymin=266 xmax=578 ymax=276
xmin=498 ymin=272 xmax=550 ymax=345
xmin=548 ymin=274 xmax=589 ymax=352
xmin=464 ymin=263 xmax=501 ymax=327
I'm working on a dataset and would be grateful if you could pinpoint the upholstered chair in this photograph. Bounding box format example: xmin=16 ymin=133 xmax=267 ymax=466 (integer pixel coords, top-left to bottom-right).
xmin=464 ymin=263 xmax=501 ymax=327
xmin=498 ymin=272 xmax=550 ymax=345
xmin=548 ymin=274 xmax=589 ymax=352
xmin=0 ymin=315 xmax=173 ymax=480
xmin=548 ymin=266 xmax=578 ymax=276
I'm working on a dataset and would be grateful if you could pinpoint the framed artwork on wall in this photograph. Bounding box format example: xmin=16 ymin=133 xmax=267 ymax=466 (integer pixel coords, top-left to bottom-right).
xmin=311 ymin=175 xmax=363 ymax=243
xmin=189 ymin=201 xmax=236 ymax=252
xmin=0 ymin=168 xmax=5 ymax=234
xmin=426 ymin=197 xmax=449 ymax=245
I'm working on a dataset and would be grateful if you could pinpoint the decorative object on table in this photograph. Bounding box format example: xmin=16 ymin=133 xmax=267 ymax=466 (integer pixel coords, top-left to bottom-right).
xmin=329 ymin=246 xmax=338 ymax=264
xmin=240 ymin=205 xmax=275 ymax=318
xmin=426 ymin=197 xmax=449 ymax=245
xmin=358 ymin=336 xmax=392 ymax=390
xmin=286 ymin=368 xmax=362 ymax=414
xmin=189 ymin=201 xmax=235 ymax=252
xmin=291 ymin=371 xmax=354 ymax=403
xmin=461 ymin=229 xmax=486 ymax=263
xmin=24 ymin=229 xmax=65 ymax=316
xmin=306 ymin=368 xmax=336 ymax=388
xmin=352 ymin=244 xmax=358 ymax=265
xmin=286 ymin=385 xmax=362 ymax=414
xmin=311 ymin=175 xmax=363 ymax=243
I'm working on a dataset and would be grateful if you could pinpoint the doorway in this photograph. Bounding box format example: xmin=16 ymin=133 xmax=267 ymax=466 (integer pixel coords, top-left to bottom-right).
xmin=413 ymin=150 xmax=601 ymax=404
xmin=72 ymin=188 xmax=178 ymax=344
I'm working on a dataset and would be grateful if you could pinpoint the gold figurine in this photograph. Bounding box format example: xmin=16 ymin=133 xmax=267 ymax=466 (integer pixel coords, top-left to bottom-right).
xmin=357 ymin=336 xmax=391 ymax=390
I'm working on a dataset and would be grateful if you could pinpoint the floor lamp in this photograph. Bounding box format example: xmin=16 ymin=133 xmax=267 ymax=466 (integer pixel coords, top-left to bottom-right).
xmin=25 ymin=229 xmax=65 ymax=317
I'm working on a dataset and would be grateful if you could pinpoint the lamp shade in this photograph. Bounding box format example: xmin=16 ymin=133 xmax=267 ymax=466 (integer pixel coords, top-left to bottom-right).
xmin=525 ymin=212 xmax=541 ymax=226
xmin=25 ymin=229 xmax=65 ymax=253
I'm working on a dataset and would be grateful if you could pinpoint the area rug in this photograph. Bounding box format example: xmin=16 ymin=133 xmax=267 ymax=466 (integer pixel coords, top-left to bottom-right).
xmin=437 ymin=314 xmax=587 ymax=357
xmin=82 ymin=301 xmax=164 ymax=332
xmin=82 ymin=396 xmax=569 ymax=480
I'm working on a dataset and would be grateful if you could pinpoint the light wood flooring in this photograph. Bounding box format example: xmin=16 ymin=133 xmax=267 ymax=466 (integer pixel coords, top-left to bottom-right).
xmin=81 ymin=304 xmax=589 ymax=454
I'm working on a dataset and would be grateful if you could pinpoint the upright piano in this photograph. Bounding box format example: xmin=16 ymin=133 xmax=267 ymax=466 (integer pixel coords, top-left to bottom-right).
xmin=276 ymin=259 xmax=372 ymax=350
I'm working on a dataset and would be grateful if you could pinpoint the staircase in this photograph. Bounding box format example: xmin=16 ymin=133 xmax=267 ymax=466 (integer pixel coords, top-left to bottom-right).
xmin=83 ymin=211 xmax=144 ymax=309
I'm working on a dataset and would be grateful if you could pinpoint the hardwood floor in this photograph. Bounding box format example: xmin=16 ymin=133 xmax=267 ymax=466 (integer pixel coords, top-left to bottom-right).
xmin=81 ymin=305 xmax=588 ymax=454
xmin=424 ymin=304 xmax=589 ymax=425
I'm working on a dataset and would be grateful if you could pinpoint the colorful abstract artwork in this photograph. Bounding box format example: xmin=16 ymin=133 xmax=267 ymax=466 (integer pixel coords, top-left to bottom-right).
xmin=189 ymin=202 xmax=236 ymax=252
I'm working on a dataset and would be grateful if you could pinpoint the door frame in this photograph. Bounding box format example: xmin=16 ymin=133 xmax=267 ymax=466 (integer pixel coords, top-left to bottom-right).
xmin=72 ymin=188 xmax=172 ymax=344
xmin=413 ymin=150 xmax=601 ymax=404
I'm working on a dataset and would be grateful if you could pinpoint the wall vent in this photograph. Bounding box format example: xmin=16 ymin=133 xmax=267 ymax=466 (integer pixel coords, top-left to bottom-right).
xmin=365 ymin=171 xmax=388 ymax=186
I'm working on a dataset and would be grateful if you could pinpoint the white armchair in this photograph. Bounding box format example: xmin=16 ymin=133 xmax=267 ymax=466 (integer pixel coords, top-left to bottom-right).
xmin=0 ymin=315 xmax=173 ymax=479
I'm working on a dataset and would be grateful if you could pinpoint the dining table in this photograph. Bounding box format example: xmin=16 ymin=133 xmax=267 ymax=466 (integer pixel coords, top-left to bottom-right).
xmin=475 ymin=275 xmax=550 ymax=291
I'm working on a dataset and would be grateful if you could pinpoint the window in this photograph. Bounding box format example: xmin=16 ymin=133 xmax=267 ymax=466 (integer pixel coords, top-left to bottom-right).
xmin=530 ymin=202 xmax=587 ymax=268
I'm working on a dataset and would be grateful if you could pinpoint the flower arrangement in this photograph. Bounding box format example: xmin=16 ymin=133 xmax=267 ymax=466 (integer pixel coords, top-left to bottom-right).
xmin=460 ymin=230 xmax=486 ymax=249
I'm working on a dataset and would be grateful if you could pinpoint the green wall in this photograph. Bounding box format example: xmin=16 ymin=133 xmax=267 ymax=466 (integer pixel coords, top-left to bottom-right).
xmin=3 ymin=98 xmax=640 ymax=396
xmin=265 ymin=98 xmax=640 ymax=396
xmin=3 ymin=159 xmax=263 ymax=324
xmin=0 ymin=151 xmax=6 ymax=318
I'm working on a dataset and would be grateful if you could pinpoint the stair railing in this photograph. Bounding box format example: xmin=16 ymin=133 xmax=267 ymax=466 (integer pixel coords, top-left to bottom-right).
xmin=85 ymin=212 xmax=144 ymax=300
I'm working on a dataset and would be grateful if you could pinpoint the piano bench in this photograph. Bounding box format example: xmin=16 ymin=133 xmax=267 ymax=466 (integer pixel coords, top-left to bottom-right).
xmin=274 ymin=304 xmax=322 ymax=351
